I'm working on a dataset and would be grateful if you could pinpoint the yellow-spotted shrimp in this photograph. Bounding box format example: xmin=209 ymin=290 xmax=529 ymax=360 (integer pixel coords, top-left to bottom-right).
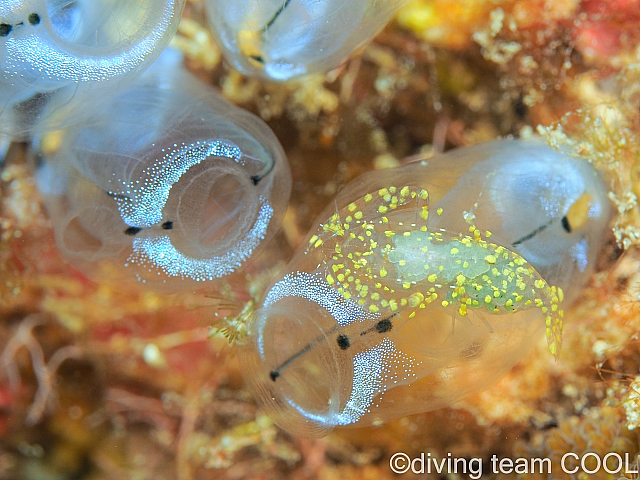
xmin=241 ymin=138 xmax=610 ymax=437
xmin=1 ymin=0 xmax=184 ymax=139
xmin=34 ymin=51 xmax=291 ymax=293
xmin=205 ymin=0 xmax=406 ymax=81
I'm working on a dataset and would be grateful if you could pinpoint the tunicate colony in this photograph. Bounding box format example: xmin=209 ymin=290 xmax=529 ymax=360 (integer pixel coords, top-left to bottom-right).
xmin=1 ymin=0 xmax=612 ymax=436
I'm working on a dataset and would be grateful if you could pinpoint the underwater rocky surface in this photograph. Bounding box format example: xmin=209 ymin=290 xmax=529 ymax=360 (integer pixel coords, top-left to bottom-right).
xmin=2 ymin=0 xmax=640 ymax=479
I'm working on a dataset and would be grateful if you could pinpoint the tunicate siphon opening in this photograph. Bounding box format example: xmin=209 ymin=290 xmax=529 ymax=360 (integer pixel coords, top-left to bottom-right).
xmin=243 ymin=297 xmax=354 ymax=437
xmin=166 ymin=161 xmax=258 ymax=258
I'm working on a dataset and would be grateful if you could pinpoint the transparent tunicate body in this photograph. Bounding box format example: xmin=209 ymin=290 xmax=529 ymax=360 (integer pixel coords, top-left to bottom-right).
xmin=205 ymin=0 xmax=406 ymax=81
xmin=241 ymin=139 xmax=611 ymax=437
xmin=34 ymin=51 xmax=291 ymax=293
xmin=1 ymin=0 xmax=185 ymax=139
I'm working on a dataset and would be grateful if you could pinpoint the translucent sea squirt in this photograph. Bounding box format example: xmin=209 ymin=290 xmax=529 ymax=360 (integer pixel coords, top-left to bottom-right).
xmin=205 ymin=0 xmax=406 ymax=81
xmin=0 ymin=0 xmax=185 ymax=138
xmin=241 ymin=139 xmax=611 ymax=437
xmin=34 ymin=52 xmax=291 ymax=293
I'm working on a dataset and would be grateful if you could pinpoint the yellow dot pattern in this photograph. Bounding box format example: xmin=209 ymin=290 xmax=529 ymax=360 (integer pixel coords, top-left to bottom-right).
xmin=307 ymin=185 xmax=564 ymax=357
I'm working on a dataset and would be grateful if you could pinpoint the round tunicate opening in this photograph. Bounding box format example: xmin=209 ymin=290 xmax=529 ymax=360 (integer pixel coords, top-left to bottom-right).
xmin=245 ymin=298 xmax=354 ymax=434
xmin=167 ymin=160 xmax=259 ymax=258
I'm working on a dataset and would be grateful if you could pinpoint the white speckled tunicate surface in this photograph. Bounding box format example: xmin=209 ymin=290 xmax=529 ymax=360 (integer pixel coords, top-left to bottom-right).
xmin=0 ymin=0 xmax=184 ymax=138
xmin=34 ymin=51 xmax=291 ymax=293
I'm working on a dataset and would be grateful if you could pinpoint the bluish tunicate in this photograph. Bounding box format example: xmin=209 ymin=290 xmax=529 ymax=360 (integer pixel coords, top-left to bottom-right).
xmin=34 ymin=51 xmax=291 ymax=292
xmin=205 ymin=0 xmax=407 ymax=81
xmin=1 ymin=0 xmax=185 ymax=139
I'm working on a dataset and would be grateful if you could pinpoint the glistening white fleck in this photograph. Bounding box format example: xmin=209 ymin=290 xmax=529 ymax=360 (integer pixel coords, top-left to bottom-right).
xmin=128 ymin=200 xmax=274 ymax=282
xmin=286 ymin=338 xmax=419 ymax=426
xmin=112 ymin=140 xmax=243 ymax=228
xmin=3 ymin=8 xmax=171 ymax=82
xmin=264 ymin=271 xmax=378 ymax=326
